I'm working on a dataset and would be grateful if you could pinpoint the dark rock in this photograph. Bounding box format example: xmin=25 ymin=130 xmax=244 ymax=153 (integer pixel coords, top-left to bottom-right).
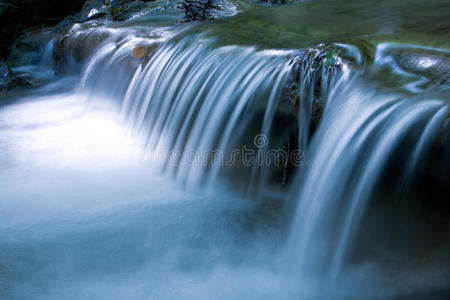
xmin=265 ymin=0 xmax=295 ymax=6
xmin=0 ymin=60 xmax=30 ymax=92
xmin=109 ymin=0 xmax=156 ymax=8
xmin=375 ymin=45 xmax=450 ymax=92
xmin=182 ymin=0 xmax=209 ymax=21
xmin=70 ymin=0 xmax=157 ymax=22
xmin=74 ymin=1 xmax=107 ymax=21
xmin=7 ymin=29 xmax=55 ymax=67
xmin=3 ymin=0 xmax=179 ymax=69
xmin=0 ymin=76 xmax=30 ymax=92
xmin=395 ymin=52 xmax=450 ymax=91
xmin=181 ymin=0 xmax=236 ymax=22
xmin=110 ymin=0 xmax=134 ymax=8
xmin=266 ymin=45 xmax=347 ymax=185
xmin=50 ymin=0 xmax=169 ymax=74
xmin=0 ymin=0 xmax=87 ymax=58
xmin=279 ymin=44 xmax=344 ymax=133
xmin=53 ymin=28 xmax=113 ymax=74
xmin=109 ymin=1 xmax=147 ymax=21
xmin=0 ymin=60 xmax=11 ymax=78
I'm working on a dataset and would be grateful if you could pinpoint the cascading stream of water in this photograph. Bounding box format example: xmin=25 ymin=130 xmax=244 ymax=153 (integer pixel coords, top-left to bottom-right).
xmin=81 ymin=36 xmax=298 ymax=191
xmin=77 ymin=32 xmax=448 ymax=285
xmin=295 ymin=48 xmax=349 ymax=152
xmin=285 ymin=75 xmax=448 ymax=281
xmin=3 ymin=1 xmax=450 ymax=298
xmin=398 ymin=105 xmax=448 ymax=187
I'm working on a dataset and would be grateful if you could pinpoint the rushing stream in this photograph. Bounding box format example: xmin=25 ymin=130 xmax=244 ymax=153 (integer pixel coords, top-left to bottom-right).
xmin=1 ymin=0 xmax=449 ymax=299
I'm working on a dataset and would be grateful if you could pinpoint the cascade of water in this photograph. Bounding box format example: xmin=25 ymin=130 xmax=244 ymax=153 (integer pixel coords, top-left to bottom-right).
xmin=80 ymin=37 xmax=148 ymax=101
xmin=77 ymin=25 xmax=187 ymax=99
xmin=40 ymin=39 xmax=55 ymax=69
xmin=285 ymin=76 xmax=448 ymax=280
xmin=248 ymin=47 xmax=353 ymax=201
xmin=82 ymin=37 xmax=297 ymax=190
xmin=398 ymin=105 xmax=448 ymax=189
xmin=78 ymin=34 xmax=448 ymax=284
xmin=295 ymin=48 xmax=350 ymax=152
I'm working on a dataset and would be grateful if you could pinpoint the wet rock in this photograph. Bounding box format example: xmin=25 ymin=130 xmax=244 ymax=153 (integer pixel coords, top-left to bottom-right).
xmin=110 ymin=0 xmax=127 ymax=7
xmin=74 ymin=1 xmax=107 ymax=22
xmin=109 ymin=0 xmax=150 ymax=8
xmin=7 ymin=29 xmax=55 ymax=67
xmin=72 ymin=1 xmax=158 ymax=22
xmin=0 ymin=60 xmax=30 ymax=92
xmin=395 ymin=52 xmax=450 ymax=91
xmin=3 ymin=0 xmax=179 ymax=68
xmin=278 ymin=44 xmax=344 ymax=133
xmin=181 ymin=0 xmax=236 ymax=22
xmin=0 ymin=76 xmax=30 ymax=92
xmin=70 ymin=1 xmax=140 ymax=23
xmin=0 ymin=0 xmax=86 ymax=58
xmin=268 ymin=45 xmax=347 ymax=184
xmin=396 ymin=53 xmax=450 ymax=78
xmin=53 ymin=30 xmax=113 ymax=74
xmin=109 ymin=1 xmax=147 ymax=21
xmin=265 ymin=0 xmax=296 ymax=6
xmin=109 ymin=0 xmax=157 ymax=7
xmin=375 ymin=45 xmax=450 ymax=92
xmin=0 ymin=61 xmax=11 ymax=79
xmin=182 ymin=0 xmax=209 ymax=21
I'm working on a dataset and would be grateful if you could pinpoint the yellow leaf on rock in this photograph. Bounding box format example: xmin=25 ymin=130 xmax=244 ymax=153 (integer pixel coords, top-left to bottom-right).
xmin=132 ymin=45 xmax=149 ymax=58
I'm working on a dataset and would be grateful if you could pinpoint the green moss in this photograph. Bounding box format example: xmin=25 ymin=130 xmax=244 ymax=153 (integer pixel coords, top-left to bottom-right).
xmin=110 ymin=7 xmax=123 ymax=21
xmin=181 ymin=0 xmax=450 ymax=50
xmin=324 ymin=49 xmax=338 ymax=67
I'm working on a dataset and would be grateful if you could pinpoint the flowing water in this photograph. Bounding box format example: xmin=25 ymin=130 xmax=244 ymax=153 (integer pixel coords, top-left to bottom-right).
xmin=285 ymin=80 xmax=448 ymax=279
xmin=1 ymin=0 xmax=449 ymax=299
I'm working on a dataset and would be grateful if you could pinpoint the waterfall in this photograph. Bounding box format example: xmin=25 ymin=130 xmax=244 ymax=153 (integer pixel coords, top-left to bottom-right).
xmin=285 ymin=76 xmax=448 ymax=281
xmin=81 ymin=36 xmax=298 ymax=190
xmin=294 ymin=47 xmax=351 ymax=152
xmin=3 ymin=0 xmax=450 ymax=298
xmin=78 ymin=34 xmax=448 ymax=282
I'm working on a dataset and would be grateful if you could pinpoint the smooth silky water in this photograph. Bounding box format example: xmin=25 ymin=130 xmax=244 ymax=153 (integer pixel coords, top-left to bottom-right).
xmin=1 ymin=0 xmax=449 ymax=299
xmin=0 ymin=83 xmax=296 ymax=299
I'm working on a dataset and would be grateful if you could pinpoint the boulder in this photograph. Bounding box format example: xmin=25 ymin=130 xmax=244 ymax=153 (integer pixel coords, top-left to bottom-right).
xmin=265 ymin=0 xmax=295 ymax=6
xmin=181 ymin=0 xmax=236 ymax=22
xmin=110 ymin=0 xmax=133 ymax=7
xmin=73 ymin=1 xmax=158 ymax=22
xmin=0 ymin=0 xmax=86 ymax=58
xmin=53 ymin=27 xmax=113 ymax=74
xmin=109 ymin=1 xmax=147 ymax=21
xmin=0 ymin=60 xmax=30 ymax=92
xmin=75 ymin=1 xmax=107 ymax=22
xmin=109 ymin=0 xmax=157 ymax=8
xmin=375 ymin=45 xmax=450 ymax=92
xmin=395 ymin=52 xmax=450 ymax=91
xmin=0 ymin=60 xmax=11 ymax=79
xmin=278 ymin=44 xmax=345 ymax=133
